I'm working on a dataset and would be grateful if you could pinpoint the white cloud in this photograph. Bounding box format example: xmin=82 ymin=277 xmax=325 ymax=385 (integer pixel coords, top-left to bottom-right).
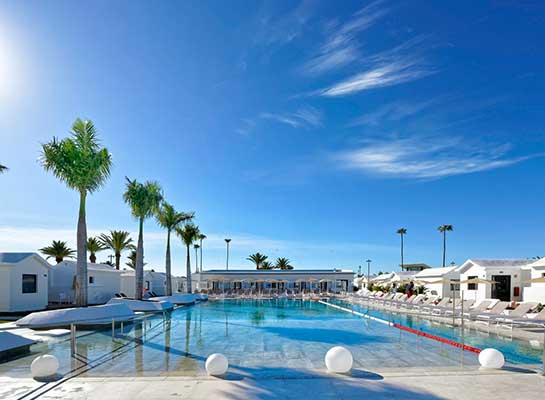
xmin=350 ymin=98 xmax=441 ymax=126
xmin=259 ymin=106 xmax=323 ymax=129
xmin=335 ymin=136 xmax=544 ymax=179
xmin=303 ymin=0 xmax=389 ymax=75
xmin=319 ymin=57 xmax=434 ymax=97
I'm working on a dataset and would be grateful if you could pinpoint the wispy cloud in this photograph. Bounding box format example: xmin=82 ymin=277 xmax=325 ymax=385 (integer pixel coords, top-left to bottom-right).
xmin=259 ymin=106 xmax=323 ymax=129
xmin=350 ymin=97 xmax=442 ymax=126
xmin=319 ymin=56 xmax=434 ymax=97
xmin=303 ymin=0 xmax=389 ymax=75
xmin=335 ymin=136 xmax=544 ymax=179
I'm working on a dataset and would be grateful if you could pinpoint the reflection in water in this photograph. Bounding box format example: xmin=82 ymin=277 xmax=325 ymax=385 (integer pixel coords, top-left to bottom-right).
xmin=225 ymin=313 xmax=229 ymax=337
xmin=134 ymin=321 xmax=144 ymax=374
xmin=250 ymin=310 xmax=265 ymax=326
xmin=164 ymin=319 xmax=171 ymax=370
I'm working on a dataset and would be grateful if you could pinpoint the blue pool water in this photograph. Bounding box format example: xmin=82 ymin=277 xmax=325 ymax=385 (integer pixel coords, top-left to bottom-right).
xmin=333 ymin=298 xmax=543 ymax=365
xmin=0 ymin=299 xmax=541 ymax=380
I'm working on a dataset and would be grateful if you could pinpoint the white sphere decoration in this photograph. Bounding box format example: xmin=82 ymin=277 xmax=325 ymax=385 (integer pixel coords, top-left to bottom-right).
xmin=31 ymin=355 xmax=59 ymax=379
xmin=478 ymin=348 xmax=505 ymax=369
xmin=325 ymin=346 xmax=353 ymax=374
xmin=205 ymin=353 xmax=228 ymax=376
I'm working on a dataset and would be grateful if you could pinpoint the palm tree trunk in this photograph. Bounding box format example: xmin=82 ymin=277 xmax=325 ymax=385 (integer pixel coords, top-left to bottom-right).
xmin=76 ymin=191 xmax=88 ymax=307
xmin=442 ymin=231 xmax=446 ymax=268
xmin=400 ymin=234 xmax=404 ymax=270
xmin=165 ymin=229 xmax=172 ymax=296
xmin=90 ymin=253 xmax=96 ymax=263
xmin=135 ymin=218 xmax=144 ymax=300
xmin=194 ymin=247 xmax=198 ymax=274
xmin=186 ymin=244 xmax=192 ymax=293
xmin=115 ymin=252 xmax=121 ymax=270
xmin=199 ymin=239 xmax=203 ymax=273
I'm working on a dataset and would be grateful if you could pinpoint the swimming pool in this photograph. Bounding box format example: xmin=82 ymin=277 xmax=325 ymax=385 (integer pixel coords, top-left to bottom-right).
xmin=0 ymin=299 xmax=541 ymax=381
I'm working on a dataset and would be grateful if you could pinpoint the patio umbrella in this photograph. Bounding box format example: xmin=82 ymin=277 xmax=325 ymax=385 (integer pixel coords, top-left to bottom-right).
xmin=459 ymin=278 xmax=497 ymax=302
xmin=523 ymin=276 xmax=545 ymax=284
xmin=319 ymin=279 xmax=333 ymax=292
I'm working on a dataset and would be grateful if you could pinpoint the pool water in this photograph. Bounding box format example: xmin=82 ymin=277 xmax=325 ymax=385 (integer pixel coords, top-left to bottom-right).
xmin=333 ymin=298 xmax=543 ymax=365
xmin=0 ymin=299 xmax=539 ymax=380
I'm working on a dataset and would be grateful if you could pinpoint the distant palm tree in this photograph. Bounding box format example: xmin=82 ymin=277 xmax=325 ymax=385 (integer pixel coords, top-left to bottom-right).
xmin=99 ymin=230 xmax=135 ymax=270
xmin=156 ymin=201 xmax=193 ymax=296
xmin=247 ymin=252 xmax=268 ymax=269
xmin=193 ymin=244 xmax=200 ymax=273
xmin=40 ymin=240 xmax=76 ymax=263
xmin=123 ymin=178 xmax=163 ymax=300
xmin=275 ymin=257 xmax=294 ymax=270
xmin=86 ymin=237 xmax=105 ymax=263
xmin=40 ymin=119 xmax=112 ymax=306
xmin=437 ymin=224 xmax=454 ymax=267
xmin=261 ymin=261 xmax=274 ymax=270
xmin=396 ymin=228 xmax=407 ymax=270
xmin=198 ymin=234 xmax=206 ymax=272
xmin=176 ymin=223 xmax=200 ymax=293
xmin=126 ymin=250 xmax=137 ymax=269
xmin=0 ymin=164 xmax=8 ymax=173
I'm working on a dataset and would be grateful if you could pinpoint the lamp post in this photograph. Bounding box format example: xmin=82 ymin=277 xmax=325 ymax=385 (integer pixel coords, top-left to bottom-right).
xmin=225 ymin=239 xmax=231 ymax=270
xmin=366 ymin=259 xmax=372 ymax=289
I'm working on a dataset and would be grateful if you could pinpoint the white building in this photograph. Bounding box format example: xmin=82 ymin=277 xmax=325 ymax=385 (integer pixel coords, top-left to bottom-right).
xmin=369 ymin=272 xmax=395 ymax=288
xmin=416 ymin=266 xmax=459 ymax=298
xmin=193 ymin=269 xmax=355 ymax=293
xmin=521 ymin=258 xmax=545 ymax=303
xmin=48 ymin=261 xmax=122 ymax=305
xmin=457 ymin=259 xmax=533 ymax=302
xmin=0 ymin=253 xmax=51 ymax=313
xmin=120 ymin=269 xmax=186 ymax=297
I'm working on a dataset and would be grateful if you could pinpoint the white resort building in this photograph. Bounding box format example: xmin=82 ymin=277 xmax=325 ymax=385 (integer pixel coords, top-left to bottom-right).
xmin=48 ymin=261 xmax=122 ymax=305
xmin=120 ymin=269 xmax=186 ymax=297
xmin=192 ymin=269 xmax=355 ymax=293
xmin=415 ymin=266 xmax=460 ymax=298
xmin=457 ymin=258 xmax=534 ymax=302
xmin=0 ymin=253 xmax=51 ymax=313
xmin=521 ymin=257 xmax=545 ymax=303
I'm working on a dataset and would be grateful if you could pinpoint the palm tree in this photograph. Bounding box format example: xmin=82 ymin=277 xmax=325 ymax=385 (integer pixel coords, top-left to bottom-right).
xmin=437 ymin=224 xmax=454 ymax=267
xmin=193 ymin=244 xmax=200 ymax=273
xmin=396 ymin=228 xmax=407 ymax=270
xmin=86 ymin=237 xmax=105 ymax=263
xmin=126 ymin=250 xmax=135 ymax=268
xmin=156 ymin=202 xmax=193 ymax=296
xmin=275 ymin=257 xmax=294 ymax=270
xmin=197 ymin=234 xmax=206 ymax=272
xmin=0 ymin=164 xmax=8 ymax=173
xmin=247 ymin=252 xmax=268 ymax=269
xmin=176 ymin=223 xmax=200 ymax=293
xmin=40 ymin=240 xmax=76 ymax=263
xmin=99 ymin=230 xmax=135 ymax=270
xmin=261 ymin=261 xmax=274 ymax=270
xmin=40 ymin=119 xmax=112 ymax=306
xmin=123 ymin=178 xmax=163 ymax=300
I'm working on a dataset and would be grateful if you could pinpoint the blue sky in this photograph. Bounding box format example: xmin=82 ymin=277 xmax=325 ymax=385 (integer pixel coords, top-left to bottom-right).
xmin=1 ymin=0 xmax=545 ymax=276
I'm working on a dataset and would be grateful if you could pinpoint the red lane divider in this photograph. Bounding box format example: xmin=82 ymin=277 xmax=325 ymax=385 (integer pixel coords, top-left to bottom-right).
xmin=392 ymin=323 xmax=481 ymax=354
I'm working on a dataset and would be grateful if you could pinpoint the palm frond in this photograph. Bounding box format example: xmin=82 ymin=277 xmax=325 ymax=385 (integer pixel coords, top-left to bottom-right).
xmin=123 ymin=177 xmax=163 ymax=219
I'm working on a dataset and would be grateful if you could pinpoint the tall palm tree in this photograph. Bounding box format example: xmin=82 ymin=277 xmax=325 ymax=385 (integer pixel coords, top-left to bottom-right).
xmin=0 ymin=164 xmax=8 ymax=173
xmin=275 ymin=257 xmax=294 ymax=270
xmin=396 ymin=228 xmax=407 ymax=270
xmin=437 ymin=224 xmax=454 ymax=267
xmin=40 ymin=119 xmax=112 ymax=306
xmin=247 ymin=252 xmax=268 ymax=269
xmin=40 ymin=240 xmax=76 ymax=263
xmin=99 ymin=230 xmax=135 ymax=270
xmin=123 ymin=178 xmax=163 ymax=300
xmin=261 ymin=261 xmax=274 ymax=270
xmin=156 ymin=202 xmax=193 ymax=296
xmin=176 ymin=223 xmax=200 ymax=293
xmin=86 ymin=237 xmax=105 ymax=263
xmin=197 ymin=234 xmax=206 ymax=272
xmin=193 ymin=244 xmax=200 ymax=273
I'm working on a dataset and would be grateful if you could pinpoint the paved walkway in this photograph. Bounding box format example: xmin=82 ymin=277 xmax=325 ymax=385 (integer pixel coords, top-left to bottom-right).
xmin=2 ymin=366 xmax=545 ymax=400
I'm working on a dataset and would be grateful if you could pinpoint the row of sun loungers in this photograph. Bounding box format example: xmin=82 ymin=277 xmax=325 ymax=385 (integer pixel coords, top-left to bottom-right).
xmin=350 ymin=291 xmax=545 ymax=329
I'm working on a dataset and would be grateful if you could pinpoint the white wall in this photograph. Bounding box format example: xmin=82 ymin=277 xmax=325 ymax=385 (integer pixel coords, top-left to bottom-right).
xmin=88 ymin=270 xmax=121 ymax=304
xmin=0 ymin=256 xmax=49 ymax=312
xmin=522 ymin=266 xmax=545 ymax=303
xmin=460 ymin=265 xmax=522 ymax=302
xmin=120 ymin=273 xmax=135 ymax=298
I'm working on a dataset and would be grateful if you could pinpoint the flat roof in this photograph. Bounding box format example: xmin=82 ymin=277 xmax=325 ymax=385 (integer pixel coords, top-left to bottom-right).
xmin=198 ymin=269 xmax=354 ymax=274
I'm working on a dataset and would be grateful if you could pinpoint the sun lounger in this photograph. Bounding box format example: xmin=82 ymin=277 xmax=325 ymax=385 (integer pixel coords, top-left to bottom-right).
xmin=461 ymin=300 xmax=492 ymax=318
xmin=421 ymin=297 xmax=450 ymax=314
xmin=411 ymin=295 xmax=439 ymax=311
xmin=400 ymin=294 xmax=426 ymax=309
xmin=492 ymin=302 xmax=537 ymax=326
xmin=503 ymin=307 xmax=545 ymax=327
xmin=471 ymin=301 xmax=510 ymax=323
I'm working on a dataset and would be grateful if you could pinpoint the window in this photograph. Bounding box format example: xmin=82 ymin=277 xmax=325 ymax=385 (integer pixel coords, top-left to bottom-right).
xmin=467 ymin=276 xmax=478 ymax=290
xmin=22 ymin=274 xmax=37 ymax=294
xmin=89 ymin=276 xmax=95 ymax=284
